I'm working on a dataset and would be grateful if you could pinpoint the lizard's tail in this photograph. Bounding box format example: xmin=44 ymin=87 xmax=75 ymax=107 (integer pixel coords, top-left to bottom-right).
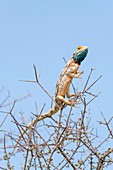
xmin=12 ymin=105 xmax=59 ymax=154
xmin=28 ymin=104 xmax=59 ymax=127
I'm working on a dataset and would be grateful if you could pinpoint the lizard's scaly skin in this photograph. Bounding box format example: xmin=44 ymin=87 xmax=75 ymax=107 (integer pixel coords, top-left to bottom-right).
xmin=13 ymin=45 xmax=88 ymax=152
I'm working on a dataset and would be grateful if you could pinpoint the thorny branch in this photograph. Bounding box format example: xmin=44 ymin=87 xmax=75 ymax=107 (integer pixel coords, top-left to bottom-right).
xmin=10 ymin=67 xmax=102 ymax=154
xmin=0 ymin=67 xmax=113 ymax=169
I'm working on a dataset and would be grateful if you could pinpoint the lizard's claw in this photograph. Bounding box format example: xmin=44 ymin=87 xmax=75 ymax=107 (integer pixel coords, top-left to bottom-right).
xmin=77 ymin=70 xmax=84 ymax=75
xmin=77 ymin=70 xmax=84 ymax=79
xmin=69 ymin=99 xmax=77 ymax=106
xmin=69 ymin=98 xmax=82 ymax=107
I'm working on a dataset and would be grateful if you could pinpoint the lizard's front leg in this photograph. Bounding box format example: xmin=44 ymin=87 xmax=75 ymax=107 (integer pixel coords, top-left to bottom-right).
xmin=77 ymin=70 xmax=84 ymax=75
xmin=66 ymin=85 xmax=76 ymax=98
xmin=69 ymin=70 xmax=83 ymax=78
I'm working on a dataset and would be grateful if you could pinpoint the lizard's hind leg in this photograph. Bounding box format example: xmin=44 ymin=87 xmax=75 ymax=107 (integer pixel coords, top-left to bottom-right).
xmin=66 ymin=86 xmax=76 ymax=99
xmin=57 ymin=95 xmax=74 ymax=106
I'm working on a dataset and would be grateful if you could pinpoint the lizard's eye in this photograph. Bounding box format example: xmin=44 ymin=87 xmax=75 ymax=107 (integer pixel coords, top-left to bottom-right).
xmin=77 ymin=46 xmax=81 ymax=50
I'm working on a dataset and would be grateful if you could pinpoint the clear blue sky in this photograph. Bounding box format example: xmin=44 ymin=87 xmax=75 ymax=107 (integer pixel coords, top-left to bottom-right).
xmin=0 ymin=0 xmax=113 ymax=169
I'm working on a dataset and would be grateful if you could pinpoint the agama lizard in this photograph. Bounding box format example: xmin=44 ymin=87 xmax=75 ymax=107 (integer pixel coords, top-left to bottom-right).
xmin=12 ymin=45 xmax=88 ymax=152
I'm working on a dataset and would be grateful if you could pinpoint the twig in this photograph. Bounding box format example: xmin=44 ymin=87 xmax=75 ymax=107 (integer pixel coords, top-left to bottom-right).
xmin=83 ymin=68 xmax=94 ymax=92
xmin=84 ymin=75 xmax=102 ymax=93
xmin=86 ymin=92 xmax=101 ymax=106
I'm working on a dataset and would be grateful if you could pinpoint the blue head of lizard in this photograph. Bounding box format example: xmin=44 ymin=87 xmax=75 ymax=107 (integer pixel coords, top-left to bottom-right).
xmin=73 ymin=46 xmax=88 ymax=65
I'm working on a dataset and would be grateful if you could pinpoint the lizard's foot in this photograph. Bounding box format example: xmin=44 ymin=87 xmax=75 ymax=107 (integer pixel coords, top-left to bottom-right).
xmin=68 ymin=98 xmax=81 ymax=107
xmin=68 ymin=99 xmax=77 ymax=106
xmin=77 ymin=70 xmax=84 ymax=74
